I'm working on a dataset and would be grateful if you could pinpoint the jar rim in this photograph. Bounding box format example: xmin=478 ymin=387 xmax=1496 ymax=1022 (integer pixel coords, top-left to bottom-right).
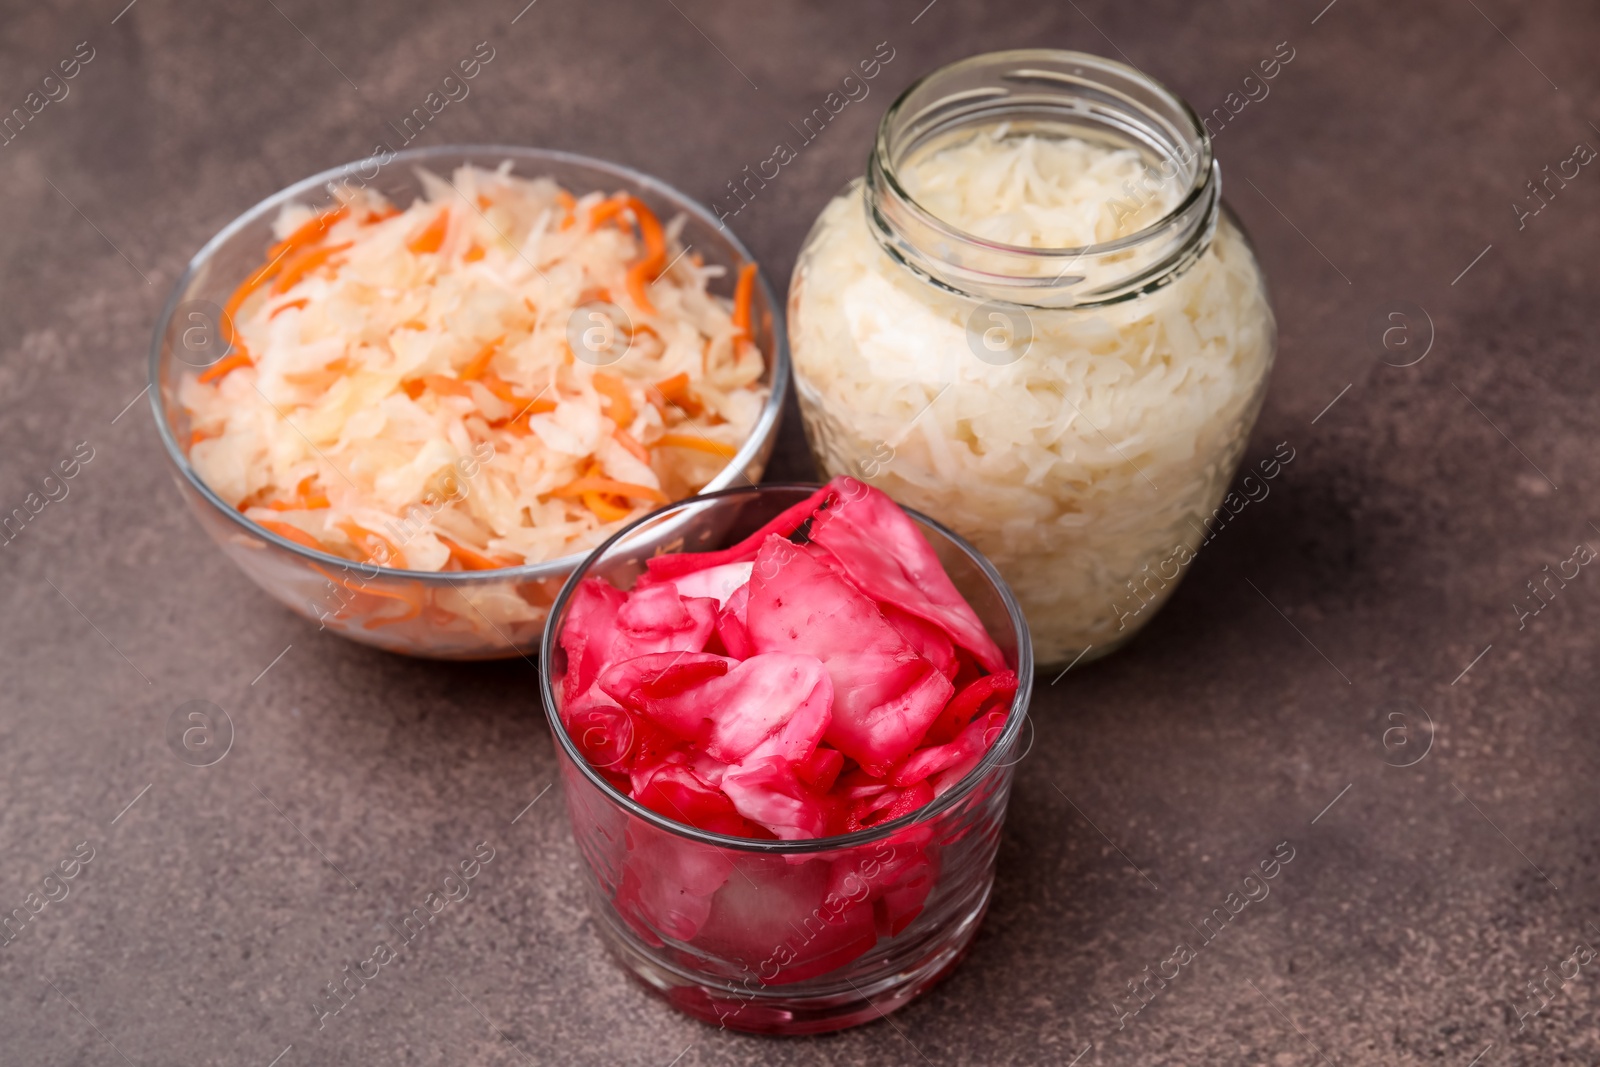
xmin=870 ymin=49 xmax=1216 ymax=308
xmin=871 ymin=49 xmax=1215 ymax=259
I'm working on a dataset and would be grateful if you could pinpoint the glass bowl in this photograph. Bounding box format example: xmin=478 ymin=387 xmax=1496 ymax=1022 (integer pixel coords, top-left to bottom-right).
xmin=539 ymin=484 xmax=1033 ymax=1034
xmin=148 ymin=146 xmax=789 ymax=660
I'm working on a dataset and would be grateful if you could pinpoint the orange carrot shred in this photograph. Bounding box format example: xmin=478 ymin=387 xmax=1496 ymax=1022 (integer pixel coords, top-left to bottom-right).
xmin=421 ymin=375 xmax=475 ymax=399
xmin=268 ymin=206 xmax=348 ymax=260
xmin=495 ymin=402 xmax=556 ymax=434
xmin=459 ymin=336 xmax=504 ymax=380
xmin=613 ymin=428 xmax=652 ymax=464
xmin=438 ymin=535 xmax=511 ymax=571
xmin=651 ymin=372 xmax=701 ymax=415
xmin=258 ymin=519 xmax=326 ymax=552
xmin=623 ymin=196 xmax=668 ymax=315
xmin=592 ymin=372 xmax=634 ymax=428
xmin=338 ymin=519 xmax=402 ymax=567
xmin=517 ymin=398 xmax=560 ymax=417
xmin=219 ymin=267 xmax=278 ymax=351
xmin=582 ymin=491 xmax=632 ymax=523
xmin=656 ymin=433 xmax=738 ymax=459
xmin=654 ymin=372 xmax=690 ymax=401
xmin=197 ymin=353 xmax=252 ymax=385
xmin=629 ymin=197 xmax=666 ymax=261
xmin=732 ymin=262 xmax=758 ymax=336
xmin=478 ymin=373 xmax=517 ymax=403
xmin=587 ymin=196 xmax=629 ymax=230
xmin=626 ymin=266 xmax=657 ymax=316
xmin=587 ymin=195 xmax=668 ymax=312
xmin=309 ymin=563 xmax=400 ymax=602
xmin=272 ymin=241 xmax=352 ymax=295
xmin=479 ymin=374 xmax=557 ymax=417
xmin=306 ymin=563 xmax=422 ymax=633
xmin=267 ymin=475 xmax=330 ymax=511
xmin=269 ymin=298 xmax=309 ymax=319
xmin=407 ymin=210 xmax=450 ymax=254
xmin=224 ymin=208 xmax=347 ymax=342
xmin=269 ymin=490 xmax=329 ymax=511
xmin=550 ymin=476 xmax=666 ymax=503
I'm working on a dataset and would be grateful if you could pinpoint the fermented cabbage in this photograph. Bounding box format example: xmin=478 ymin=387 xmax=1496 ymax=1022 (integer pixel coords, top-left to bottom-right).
xmin=181 ymin=164 xmax=767 ymax=578
xmin=788 ymin=128 xmax=1275 ymax=665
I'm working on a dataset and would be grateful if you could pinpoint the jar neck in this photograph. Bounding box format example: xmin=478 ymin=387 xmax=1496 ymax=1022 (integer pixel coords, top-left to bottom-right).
xmin=864 ymin=50 xmax=1219 ymax=310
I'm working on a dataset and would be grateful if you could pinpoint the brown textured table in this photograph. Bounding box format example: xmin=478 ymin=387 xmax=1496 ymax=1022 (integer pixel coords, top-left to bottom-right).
xmin=3 ymin=0 xmax=1598 ymax=1064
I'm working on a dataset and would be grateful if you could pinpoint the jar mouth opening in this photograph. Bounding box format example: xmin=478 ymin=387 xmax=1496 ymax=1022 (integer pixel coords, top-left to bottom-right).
xmin=871 ymin=49 xmax=1215 ymax=262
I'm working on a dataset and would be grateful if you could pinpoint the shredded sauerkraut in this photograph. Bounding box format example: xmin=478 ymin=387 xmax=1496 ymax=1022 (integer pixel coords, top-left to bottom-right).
xmin=182 ymin=163 xmax=767 ymax=578
xmin=789 ymin=129 xmax=1275 ymax=665
xmin=899 ymin=126 xmax=1177 ymax=248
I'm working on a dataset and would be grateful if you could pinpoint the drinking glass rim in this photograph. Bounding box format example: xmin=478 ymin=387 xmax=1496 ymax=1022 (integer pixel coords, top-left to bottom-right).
xmin=538 ymin=481 xmax=1036 ymax=854
xmin=147 ymin=143 xmax=790 ymax=586
xmin=871 ymin=48 xmax=1215 ymax=261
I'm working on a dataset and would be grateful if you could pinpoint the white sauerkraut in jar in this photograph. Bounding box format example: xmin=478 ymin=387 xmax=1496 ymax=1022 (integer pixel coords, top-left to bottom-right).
xmin=788 ymin=127 xmax=1276 ymax=665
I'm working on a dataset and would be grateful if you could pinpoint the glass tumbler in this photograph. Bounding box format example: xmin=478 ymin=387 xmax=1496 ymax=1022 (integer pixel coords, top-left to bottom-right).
xmin=539 ymin=485 xmax=1033 ymax=1034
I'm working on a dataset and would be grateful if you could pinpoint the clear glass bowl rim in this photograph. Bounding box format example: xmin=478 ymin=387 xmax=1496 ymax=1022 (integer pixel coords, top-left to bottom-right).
xmin=537 ymin=482 xmax=1036 ymax=855
xmin=871 ymin=48 xmax=1215 ymax=260
xmin=147 ymin=143 xmax=792 ymax=586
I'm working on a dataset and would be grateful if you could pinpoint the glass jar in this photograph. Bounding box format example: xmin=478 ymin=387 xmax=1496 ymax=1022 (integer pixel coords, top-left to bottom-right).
xmin=787 ymin=50 xmax=1277 ymax=668
xmin=540 ymin=484 xmax=1032 ymax=1034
